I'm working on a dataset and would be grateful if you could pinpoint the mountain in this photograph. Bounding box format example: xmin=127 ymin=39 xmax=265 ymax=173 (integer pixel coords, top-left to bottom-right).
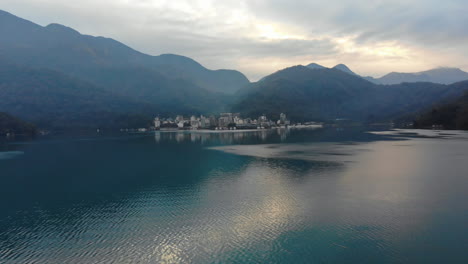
xmin=0 ymin=9 xmax=249 ymax=95
xmin=375 ymin=68 xmax=468 ymax=85
xmin=0 ymin=60 xmax=230 ymax=128
xmin=306 ymin=63 xmax=357 ymax=75
xmin=332 ymin=64 xmax=357 ymax=75
xmin=149 ymin=54 xmax=250 ymax=94
xmin=233 ymin=66 xmax=374 ymax=121
xmin=3 ymin=9 xmax=467 ymax=129
xmin=0 ymin=9 xmax=245 ymax=128
xmin=306 ymin=63 xmax=326 ymax=69
xmin=412 ymin=82 xmax=468 ymax=130
xmin=232 ymin=66 xmax=468 ymax=122
xmin=0 ymin=112 xmax=37 ymax=136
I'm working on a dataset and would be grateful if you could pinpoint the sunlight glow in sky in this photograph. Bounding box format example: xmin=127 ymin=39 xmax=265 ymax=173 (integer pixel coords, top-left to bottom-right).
xmin=2 ymin=0 xmax=467 ymax=80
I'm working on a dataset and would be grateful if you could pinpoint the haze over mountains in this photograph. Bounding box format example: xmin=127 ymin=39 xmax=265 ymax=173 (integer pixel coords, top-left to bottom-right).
xmin=0 ymin=10 xmax=249 ymax=95
xmin=306 ymin=62 xmax=468 ymax=85
xmin=1 ymin=9 xmax=468 ymax=129
xmin=0 ymin=10 xmax=249 ymax=127
xmin=374 ymin=68 xmax=468 ymax=85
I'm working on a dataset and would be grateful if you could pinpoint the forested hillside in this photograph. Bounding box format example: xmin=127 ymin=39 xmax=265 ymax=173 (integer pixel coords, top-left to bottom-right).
xmin=232 ymin=66 xmax=468 ymax=122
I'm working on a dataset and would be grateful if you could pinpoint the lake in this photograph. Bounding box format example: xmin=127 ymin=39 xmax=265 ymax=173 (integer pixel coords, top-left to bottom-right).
xmin=0 ymin=128 xmax=467 ymax=263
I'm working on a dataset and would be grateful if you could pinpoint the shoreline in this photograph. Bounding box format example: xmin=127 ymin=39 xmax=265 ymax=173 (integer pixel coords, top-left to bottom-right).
xmin=156 ymin=128 xmax=274 ymax=134
xmin=155 ymin=126 xmax=323 ymax=134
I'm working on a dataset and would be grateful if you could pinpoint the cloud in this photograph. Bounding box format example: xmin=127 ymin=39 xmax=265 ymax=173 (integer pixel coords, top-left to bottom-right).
xmin=2 ymin=0 xmax=468 ymax=80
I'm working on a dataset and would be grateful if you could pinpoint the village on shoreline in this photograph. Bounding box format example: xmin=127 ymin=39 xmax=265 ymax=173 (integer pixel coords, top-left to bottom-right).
xmin=147 ymin=113 xmax=323 ymax=132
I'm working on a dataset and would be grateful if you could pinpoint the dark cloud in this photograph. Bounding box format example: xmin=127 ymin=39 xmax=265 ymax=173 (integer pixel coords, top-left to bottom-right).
xmin=247 ymin=0 xmax=468 ymax=47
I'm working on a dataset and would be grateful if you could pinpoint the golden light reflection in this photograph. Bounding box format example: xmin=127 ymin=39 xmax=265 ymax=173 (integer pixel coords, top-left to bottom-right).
xmin=153 ymin=243 xmax=188 ymax=264
xmin=159 ymin=162 xmax=300 ymax=259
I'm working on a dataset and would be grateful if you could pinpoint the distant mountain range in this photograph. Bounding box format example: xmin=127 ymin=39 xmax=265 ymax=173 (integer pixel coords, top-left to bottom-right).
xmin=2 ymin=9 xmax=468 ymax=129
xmin=233 ymin=66 xmax=468 ymax=122
xmin=373 ymin=68 xmax=468 ymax=85
xmin=306 ymin=62 xmax=468 ymax=85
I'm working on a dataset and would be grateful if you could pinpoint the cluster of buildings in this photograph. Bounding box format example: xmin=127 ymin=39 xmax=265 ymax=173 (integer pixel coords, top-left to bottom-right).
xmin=153 ymin=113 xmax=290 ymax=130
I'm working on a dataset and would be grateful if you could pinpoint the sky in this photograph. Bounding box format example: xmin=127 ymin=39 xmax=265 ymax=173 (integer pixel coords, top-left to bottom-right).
xmin=2 ymin=0 xmax=468 ymax=81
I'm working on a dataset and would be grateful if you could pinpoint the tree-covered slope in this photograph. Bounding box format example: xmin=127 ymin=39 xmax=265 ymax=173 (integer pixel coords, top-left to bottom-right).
xmin=233 ymin=66 xmax=375 ymax=121
xmin=0 ymin=112 xmax=37 ymax=136
xmin=0 ymin=62 xmax=166 ymax=128
xmin=0 ymin=9 xmax=237 ymax=128
xmin=232 ymin=66 xmax=468 ymax=122
xmin=412 ymin=83 xmax=468 ymax=129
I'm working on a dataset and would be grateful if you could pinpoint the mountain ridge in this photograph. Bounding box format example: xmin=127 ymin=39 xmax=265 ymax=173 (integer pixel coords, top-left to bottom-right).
xmin=376 ymin=67 xmax=468 ymax=85
xmin=304 ymin=60 xmax=468 ymax=85
xmin=232 ymin=66 xmax=468 ymax=122
xmin=0 ymin=9 xmax=250 ymax=94
xmin=332 ymin=64 xmax=357 ymax=75
xmin=306 ymin=63 xmax=326 ymax=69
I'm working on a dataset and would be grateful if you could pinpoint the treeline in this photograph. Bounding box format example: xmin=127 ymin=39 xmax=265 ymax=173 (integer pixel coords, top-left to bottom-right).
xmin=0 ymin=63 xmax=162 ymax=130
xmin=0 ymin=112 xmax=37 ymax=136
xmin=413 ymin=92 xmax=468 ymax=130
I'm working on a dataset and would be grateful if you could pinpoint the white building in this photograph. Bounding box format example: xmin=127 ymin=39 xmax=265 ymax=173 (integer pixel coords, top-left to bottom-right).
xmin=200 ymin=116 xmax=210 ymax=128
xmin=176 ymin=115 xmax=184 ymax=123
xmin=154 ymin=117 xmax=161 ymax=128
xmin=278 ymin=113 xmax=290 ymax=125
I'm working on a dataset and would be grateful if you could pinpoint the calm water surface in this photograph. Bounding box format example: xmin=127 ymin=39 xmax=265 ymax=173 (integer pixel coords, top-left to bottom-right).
xmin=0 ymin=128 xmax=467 ymax=263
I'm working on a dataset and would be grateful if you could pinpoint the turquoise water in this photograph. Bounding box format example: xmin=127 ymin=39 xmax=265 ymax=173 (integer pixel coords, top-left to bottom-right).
xmin=0 ymin=128 xmax=467 ymax=263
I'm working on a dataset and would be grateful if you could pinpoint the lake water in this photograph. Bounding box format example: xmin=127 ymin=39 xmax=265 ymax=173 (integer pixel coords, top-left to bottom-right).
xmin=1 ymin=128 xmax=467 ymax=263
